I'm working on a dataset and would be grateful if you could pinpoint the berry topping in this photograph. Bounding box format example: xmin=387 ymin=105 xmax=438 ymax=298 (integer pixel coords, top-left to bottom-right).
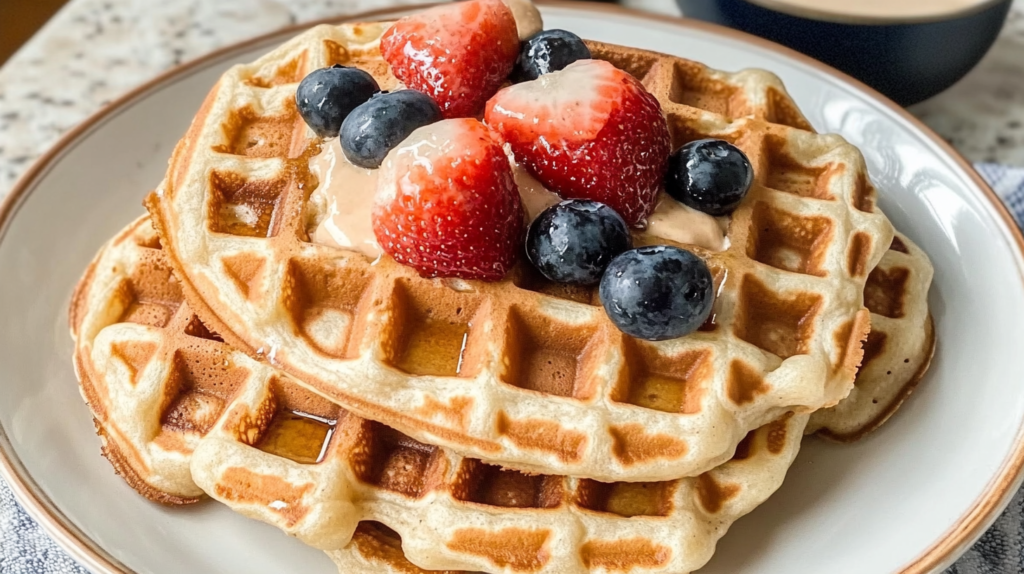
xmin=666 ymin=139 xmax=753 ymax=216
xmin=511 ymin=29 xmax=591 ymax=83
xmin=373 ymin=118 xmax=524 ymax=281
xmin=296 ymin=65 xmax=380 ymax=138
xmin=380 ymin=0 xmax=520 ymax=119
xmin=485 ymin=59 xmax=671 ymax=227
xmin=341 ymin=90 xmax=443 ymax=169
xmin=526 ymin=200 xmax=631 ymax=286
xmin=599 ymin=246 xmax=714 ymax=341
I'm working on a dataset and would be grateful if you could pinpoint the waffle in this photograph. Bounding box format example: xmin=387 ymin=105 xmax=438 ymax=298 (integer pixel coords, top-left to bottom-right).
xmin=328 ymin=522 xmax=469 ymax=574
xmin=72 ymin=216 xmax=806 ymax=574
xmin=145 ymin=21 xmax=894 ymax=482
xmin=70 ymin=217 xmax=445 ymax=573
xmin=808 ymin=232 xmax=935 ymax=440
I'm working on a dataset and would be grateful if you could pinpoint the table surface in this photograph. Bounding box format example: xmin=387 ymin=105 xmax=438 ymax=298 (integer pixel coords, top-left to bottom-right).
xmin=1 ymin=0 xmax=1024 ymax=198
xmin=1 ymin=0 xmax=1023 ymax=573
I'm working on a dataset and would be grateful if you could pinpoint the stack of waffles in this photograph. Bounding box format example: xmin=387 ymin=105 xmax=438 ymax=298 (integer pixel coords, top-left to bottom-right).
xmin=70 ymin=8 xmax=936 ymax=574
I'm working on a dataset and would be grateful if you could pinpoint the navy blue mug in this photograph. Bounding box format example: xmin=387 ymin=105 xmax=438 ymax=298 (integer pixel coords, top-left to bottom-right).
xmin=676 ymin=0 xmax=1011 ymax=106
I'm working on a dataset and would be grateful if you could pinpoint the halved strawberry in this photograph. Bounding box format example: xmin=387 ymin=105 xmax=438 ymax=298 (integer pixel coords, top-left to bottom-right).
xmin=372 ymin=118 xmax=524 ymax=281
xmin=381 ymin=0 xmax=520 ymax=119
xmin=484 ymin=59 xmax=671 ymax=226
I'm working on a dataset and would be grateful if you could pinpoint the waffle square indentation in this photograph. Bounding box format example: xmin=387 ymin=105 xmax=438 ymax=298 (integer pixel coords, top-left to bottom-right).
xmin=161 ymin=346 xmax=249 ymax=434
xmin=382 ymin=280 xmax=488 ymax=378
xmin=765 ymin=87 xmax=813 ymax=131
xmin=746 ymin=202 xmax=834 ymax=277
xmin=575 ymin=479 xmax=675 ymax=517
xmin=500 ymin=308 xmax=603 ymax=400
xmin=612 ymin=341 xmax=712 ymax=414
xmin=212 ymin=105 xmax=302 ymax=159
xmin=451 ymin=459 xmax=563 ymax=509
xmin=118 ymin=250 xmax=183 ymax=327
xmin=284 ymin=258 xmax=374 ymax=359
xmin=733 ymin=275 xmax=823 ymax=359
xmin=763 ymin=135 xmax=836 ymax=200
xmin=256 ymin=379 xmax=341 ymax=465
xmin=864 ymin=266 xmax=909 ymax=319
xmin=349 ymin=422 xmax=444 ymax=499
xmin=668 ymin=60 xmax=742 ymax=117
xmin=208 ymin=170 xmax=288 ymax=238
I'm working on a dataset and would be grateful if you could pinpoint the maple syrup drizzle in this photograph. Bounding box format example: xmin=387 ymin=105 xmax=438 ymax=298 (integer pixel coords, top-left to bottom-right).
xmin=256 ymin=410 xmax=336 ymax=464
xmin=395 ymin=320 xmax=471 ymax=377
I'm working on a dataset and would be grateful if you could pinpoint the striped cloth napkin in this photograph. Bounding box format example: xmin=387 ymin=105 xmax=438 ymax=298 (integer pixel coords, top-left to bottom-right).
xmin=2 ymin=164 xmax=1023 ymax=573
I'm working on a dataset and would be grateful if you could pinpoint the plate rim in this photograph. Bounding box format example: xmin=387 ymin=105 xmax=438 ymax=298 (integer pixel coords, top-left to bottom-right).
xmin=1 ymin=2 xmax=1022 ymax=573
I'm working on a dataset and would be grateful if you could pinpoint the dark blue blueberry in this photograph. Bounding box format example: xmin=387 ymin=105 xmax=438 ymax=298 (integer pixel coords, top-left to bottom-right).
xmin=665 ymin=139 xmax=753 ymax=216
xmin=599 ymin=246 xmax=714 ymax=341
xmin=526 ymin=200 xmax=632 ymax=285
xmin=511 ymin=29 xmax=592 ymax=83
xmin=340 ymin=90 xmax=443 ymax=169
xmin=296 ymin=65 xmax=380 ymax=138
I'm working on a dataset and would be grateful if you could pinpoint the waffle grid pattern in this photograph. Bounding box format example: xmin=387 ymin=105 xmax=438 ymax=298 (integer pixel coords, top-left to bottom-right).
xmin=146 ymin=23 xmax=894 ymax=482
xmin=808 ymin=232 xmax=935 ymax=440
xmin=72 ymin=217 xmax=806 ymax=574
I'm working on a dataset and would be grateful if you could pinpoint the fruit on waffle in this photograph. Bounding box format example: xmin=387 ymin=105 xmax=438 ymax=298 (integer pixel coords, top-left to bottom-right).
xmin=145 ymin=3 xmax=895 ymax=483
xmin=72 ymin=216 xmax=806 ymax=574
xmin=808 ymin=232 xmax=935 ymax=441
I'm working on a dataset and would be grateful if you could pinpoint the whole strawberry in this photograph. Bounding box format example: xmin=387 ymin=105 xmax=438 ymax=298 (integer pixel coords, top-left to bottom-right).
xmin=373 ymin=118 xmax=524 ymax=281
xmin=485 ymin=59 xmax=671 ymax=226
xmin=381 ymin=0 xmax=520 ymax=119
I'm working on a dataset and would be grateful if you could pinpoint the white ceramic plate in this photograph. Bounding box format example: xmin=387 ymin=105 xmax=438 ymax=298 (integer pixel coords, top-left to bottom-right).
xmin=3 ymin=3 xmax=1024 ymax=573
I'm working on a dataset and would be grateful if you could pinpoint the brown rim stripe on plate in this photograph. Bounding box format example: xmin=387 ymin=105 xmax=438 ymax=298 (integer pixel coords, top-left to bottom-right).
xmin=1 ymin=2 xmax=1023 ymax=573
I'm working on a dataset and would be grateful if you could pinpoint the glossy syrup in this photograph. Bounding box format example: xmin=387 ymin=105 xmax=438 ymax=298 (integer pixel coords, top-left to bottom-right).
xmin=394 ymin=320 xmax=471 ymax=377
xmin=256 ymin=410 xmax=336 ymax=464
xmin=629 ymin=374 xmax=690 ymax=414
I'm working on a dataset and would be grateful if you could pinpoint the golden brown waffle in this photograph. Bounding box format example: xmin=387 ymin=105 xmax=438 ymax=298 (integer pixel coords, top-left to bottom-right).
xmin=70 ymin=217 xmax=458 ymax=572
xmin=71 ymin=218 xmax=202 ymax=505
xmin=72 ymin=216 xmax=806 ymax=574
xmin=808 ymin=232 xmax=935 ymax=441
xmin=328 ymin=522 xmax=469 ymax=574
xmin=145 ymin=22 xmax=894 ymax=482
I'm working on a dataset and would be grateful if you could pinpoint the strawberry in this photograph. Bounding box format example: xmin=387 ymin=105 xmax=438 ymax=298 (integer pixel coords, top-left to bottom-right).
xmin=380 ymin=0 xmax=520 ymax=119
xmin=372 ymin=118 xmax=524 ymax=281
xmin=484 ymin=59 xmax=671 ymax=227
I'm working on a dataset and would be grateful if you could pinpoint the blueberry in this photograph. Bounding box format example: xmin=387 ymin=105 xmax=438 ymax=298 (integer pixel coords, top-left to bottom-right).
xmin=511 ymin=29 xmax=592 ymax=83
xmin=665 ymin=139 xmax=753 ymax=216
xmin=340 ymin=90 xmax=443 ymax=169
xmin=296 ymin=65 xmax=380 ymax=138
xmin=599 ymin=246 xmax=714 ymax=341
xmin=526 ymin=200 xmax=632 ymax=285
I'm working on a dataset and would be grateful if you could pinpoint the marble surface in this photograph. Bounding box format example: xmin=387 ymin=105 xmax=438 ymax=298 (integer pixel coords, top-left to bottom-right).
xmin=2 ymin=0 xmax=1024 ymax=573
xmin=0 ymin=0 xmax=435 ymax=196
xmin=1 ymin=0 xmax=1024 ymax=197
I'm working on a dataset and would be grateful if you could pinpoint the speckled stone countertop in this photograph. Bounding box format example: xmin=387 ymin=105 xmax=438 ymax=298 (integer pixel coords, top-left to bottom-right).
xmin=1 ymin=0 xmax=1023 ymax=198
xmin=1 ymin=0 xmax=1024 ymax=572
